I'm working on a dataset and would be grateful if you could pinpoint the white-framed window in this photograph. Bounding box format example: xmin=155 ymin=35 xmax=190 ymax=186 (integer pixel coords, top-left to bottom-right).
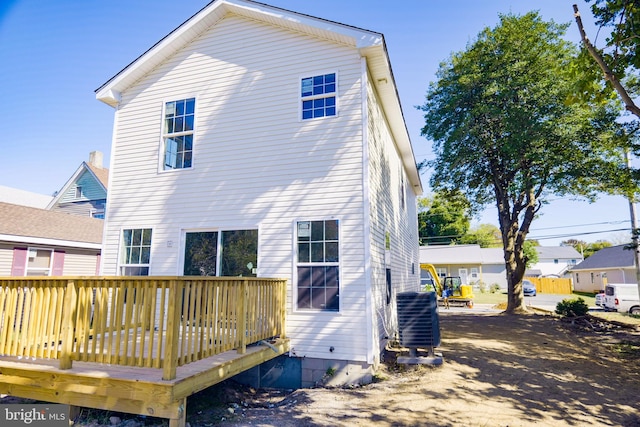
xmin=75 ymin=186 xmax=83 ymax=199
xmin=296 ymin=219 xmax=339 ymax=311
xmin=436 ymin=268 xmax=447 ymax=280
xmin=301 ymin=73 xmax=336 ymax=120
xmin=120 ymin=228 xmax=152 ymax=276
xmin=470 ymin=268 xmax=479 ymax=280
xmin=162 ymin=98 xmax=195 ymax=170
xmin=26 ymin=247 xmax=53 ymax=276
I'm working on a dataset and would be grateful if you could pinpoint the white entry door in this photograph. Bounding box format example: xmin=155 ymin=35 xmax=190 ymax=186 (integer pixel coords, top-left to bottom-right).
xmin=458 ymin=268 xmax=468 ymax=284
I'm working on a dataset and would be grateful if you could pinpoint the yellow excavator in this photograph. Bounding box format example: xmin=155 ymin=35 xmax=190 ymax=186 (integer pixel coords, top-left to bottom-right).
xmin=420 ymin=263 xmax=474 ymax=308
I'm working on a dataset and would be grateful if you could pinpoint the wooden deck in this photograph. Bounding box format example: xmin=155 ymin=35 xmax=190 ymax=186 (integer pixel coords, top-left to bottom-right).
xmin=0 ymin=277 xmax=289 ymax=427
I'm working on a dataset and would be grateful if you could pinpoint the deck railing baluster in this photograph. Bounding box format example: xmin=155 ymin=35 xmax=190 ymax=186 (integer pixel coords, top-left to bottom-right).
xmin=0 ymin=277 xmax=287 ymax=374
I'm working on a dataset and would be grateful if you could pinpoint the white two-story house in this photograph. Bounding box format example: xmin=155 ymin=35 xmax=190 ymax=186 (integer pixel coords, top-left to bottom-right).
xmin=96 ymin=0 xmax=422 ymax=387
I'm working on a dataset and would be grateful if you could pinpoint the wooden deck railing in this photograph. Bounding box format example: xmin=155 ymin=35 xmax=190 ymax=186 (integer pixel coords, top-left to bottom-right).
xmin=0 ymin=277 xmax=287 ymax=380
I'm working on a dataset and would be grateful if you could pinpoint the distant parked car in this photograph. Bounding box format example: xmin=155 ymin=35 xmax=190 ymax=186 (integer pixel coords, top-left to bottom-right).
xmin=595 ymin=291 xmax=605 ymax=307
xmin=523 ymin=280 xmax=537 ymax=297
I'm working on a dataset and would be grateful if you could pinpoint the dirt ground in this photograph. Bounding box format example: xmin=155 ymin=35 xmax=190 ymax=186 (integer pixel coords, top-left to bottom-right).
xmin=7 ymin=310 xmax=640 ymax=427
xmin=204 ymin=311 xmax=640 ymax=427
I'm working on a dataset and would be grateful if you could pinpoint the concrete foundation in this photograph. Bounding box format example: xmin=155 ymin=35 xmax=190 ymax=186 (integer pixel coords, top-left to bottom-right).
xmin=234 ymin=355 xmax=375 ymax=389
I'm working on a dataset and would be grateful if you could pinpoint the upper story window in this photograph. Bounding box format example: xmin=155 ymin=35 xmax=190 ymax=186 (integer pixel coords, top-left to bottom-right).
xmin=120 ymin=228 xmax=152 ymax=276
xmin=301 ymin=73 xmax=336 ymax=120
xmin=163 ymin=98 xmax=195 ymax=170
xmin=75 ymin=186 xmax=83 ymax=199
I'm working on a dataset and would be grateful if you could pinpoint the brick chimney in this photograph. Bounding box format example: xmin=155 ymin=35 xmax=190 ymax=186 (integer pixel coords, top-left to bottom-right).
xmin=89 ymin=151 xmax=103 ymax=169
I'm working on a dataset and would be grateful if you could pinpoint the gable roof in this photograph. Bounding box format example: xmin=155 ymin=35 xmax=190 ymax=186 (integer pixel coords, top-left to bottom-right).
xmin=46 ymin=161 xmax=108 ymax=210
xmin=95 ymin=0 xmax=422 ymax=194
xmin=420 ymin=245 xmax=505 ymax=265
xmin=87 ymin=162 xmax=109 ymax=189
xmin=536 ymin=246 xmax=583 ymax=260
xmin=0 ymin=202 xmax=103 ymax=249
xmin=571 ymin=245 xmax=635 ymax=271
xmin=0 ymin=185 xmax=53 ymax=209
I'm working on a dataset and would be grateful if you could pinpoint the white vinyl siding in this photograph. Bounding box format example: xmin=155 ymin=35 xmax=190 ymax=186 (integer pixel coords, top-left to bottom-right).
xmin=102 ymin=16 xmax=369 ymax=361
xmin=0 ymin=243 xmax=14 ymax=276
xmin=366 ymin=75 xmax=420 ymax=360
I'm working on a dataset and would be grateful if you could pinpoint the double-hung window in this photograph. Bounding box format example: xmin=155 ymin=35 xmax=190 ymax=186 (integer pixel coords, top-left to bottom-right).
xmin=120 ymin=228 xmax=152 ymax=276
xmin=296 ymin=220 xmax=339 ymax=311
xmin=301 ymin=73 xmax=336 ymax=120
xmin=163 ymin=98 xmax=195 ymax=170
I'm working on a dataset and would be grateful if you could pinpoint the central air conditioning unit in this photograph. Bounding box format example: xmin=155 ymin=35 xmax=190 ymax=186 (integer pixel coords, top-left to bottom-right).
xmin=396 ymin=291 xmax=442 ymax=364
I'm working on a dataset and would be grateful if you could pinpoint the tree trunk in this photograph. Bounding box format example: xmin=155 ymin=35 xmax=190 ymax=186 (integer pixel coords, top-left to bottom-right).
xmin=502 ymin=228 xmax=528 ymax=314
xmin=496 ymin=194 xmax=531 ymax=314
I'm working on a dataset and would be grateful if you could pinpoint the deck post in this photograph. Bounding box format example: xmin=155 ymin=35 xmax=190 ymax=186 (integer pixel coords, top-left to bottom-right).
xmin=279 ymin=279 xmax=287 ymax=339
xmin=163 ymin=279 xmax=182 ymax=380
xmin=168 ymin=397 xmax=187 ymax=427
xmin=59 ymin=280 xmax=77 ymax=370
xmin=237 ymin=279 xmax=247 ymax=354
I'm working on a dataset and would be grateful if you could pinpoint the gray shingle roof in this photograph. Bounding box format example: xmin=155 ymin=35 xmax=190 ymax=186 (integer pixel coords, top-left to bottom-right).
xmin=0 ymin=202 xmax=103 ymax=245
xmin=571 ymin=245 xmax=635 ymax=270
xmin=536 ymin=246 xmax=582 ymax=259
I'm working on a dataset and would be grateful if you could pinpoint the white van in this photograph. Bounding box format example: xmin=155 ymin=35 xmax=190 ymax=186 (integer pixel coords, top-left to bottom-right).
xmin=603 ymin=283 xmax=640 ymax=315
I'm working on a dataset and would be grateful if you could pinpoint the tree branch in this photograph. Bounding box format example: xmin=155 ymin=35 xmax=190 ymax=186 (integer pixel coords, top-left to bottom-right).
xmin=573 ymin=4 xmax=640 ymax=118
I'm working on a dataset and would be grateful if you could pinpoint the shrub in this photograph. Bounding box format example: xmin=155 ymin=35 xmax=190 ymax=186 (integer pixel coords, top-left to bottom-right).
xmin=477 ymin=281 xmax=487 ymax=294
xmin=490 ymin=283 xmax=501 ymax=294
xmin=555 ymin=298 xmax=589 ymax=317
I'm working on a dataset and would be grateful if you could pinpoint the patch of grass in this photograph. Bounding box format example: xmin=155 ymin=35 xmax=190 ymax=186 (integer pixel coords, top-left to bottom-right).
xmin=572 ymin=291 xmax=596 ymax=307
xmin=591 ymin=310 xmax=640 ymax=326
xmin=472 ymin=291 xmax=507 ymax=305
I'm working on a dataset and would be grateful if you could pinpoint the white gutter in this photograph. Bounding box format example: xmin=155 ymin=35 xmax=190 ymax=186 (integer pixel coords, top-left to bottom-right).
xmin=0 ymin=234 xmax=102 ymax=250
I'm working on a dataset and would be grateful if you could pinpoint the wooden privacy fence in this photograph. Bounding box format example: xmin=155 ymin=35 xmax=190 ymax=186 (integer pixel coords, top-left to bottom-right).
xmin=0 ymin=276 xmax=287 ymax=380
xmin=524 ymin=277 xmax=573 ymax=294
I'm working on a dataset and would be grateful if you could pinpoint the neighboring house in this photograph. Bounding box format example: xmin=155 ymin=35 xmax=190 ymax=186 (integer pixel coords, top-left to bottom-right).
xmin=47 ymin=151 xmax=109 ymax=219
xmin=570 ymin=244 xmax=637 ymax=292
xmin=526 ymin=246 xmax=583 ymax=278
xmin=420 ymin=245 xmax=507 ymax=289
xmin=95 ymin=0 xmax=422 ymax=387
xmin=0 ymin=202 xmax=103 ymax=276
xmin=0 ymin=185 xmax=53 ymax=209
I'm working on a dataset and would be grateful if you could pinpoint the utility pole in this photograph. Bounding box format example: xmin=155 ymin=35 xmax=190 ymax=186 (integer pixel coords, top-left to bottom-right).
xmin=625 ymin=150 xmax=640 ymax=296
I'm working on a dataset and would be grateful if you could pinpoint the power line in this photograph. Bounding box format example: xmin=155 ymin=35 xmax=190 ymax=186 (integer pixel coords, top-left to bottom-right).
xmin=527 ymin=228 xmax=630 ymax=241
xmin=529 ymin=220 xmax=629 ymax=232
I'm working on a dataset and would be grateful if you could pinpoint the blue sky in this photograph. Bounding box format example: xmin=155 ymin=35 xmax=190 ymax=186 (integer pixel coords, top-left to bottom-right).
xmin=0 ymin=0 xmax=632 ymax=245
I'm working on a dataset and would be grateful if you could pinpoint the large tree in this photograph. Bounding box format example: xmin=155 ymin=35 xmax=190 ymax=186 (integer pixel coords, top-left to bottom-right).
xmin=418 ymin=190 xmax=471 ymax=245
xmin=419 ymin=12 xmax=625 ymax=313
xmin=574 ymin=1 xmax=640 ymax=118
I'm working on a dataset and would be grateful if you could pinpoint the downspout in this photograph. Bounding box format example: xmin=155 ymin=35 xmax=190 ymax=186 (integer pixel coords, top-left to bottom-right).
xmin=361 ymin=57 xmax=375 ymax=365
